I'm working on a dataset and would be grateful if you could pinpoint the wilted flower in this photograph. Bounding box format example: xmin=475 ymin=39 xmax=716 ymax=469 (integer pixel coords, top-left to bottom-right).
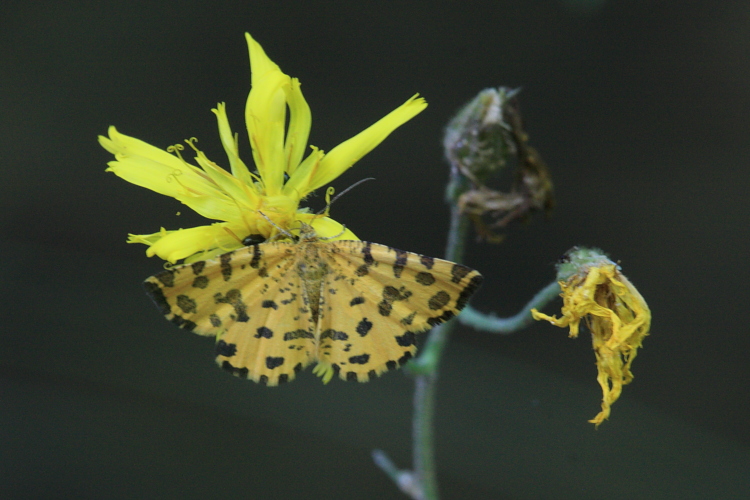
xmin=532 ymin=247 xmax=651 ymax=426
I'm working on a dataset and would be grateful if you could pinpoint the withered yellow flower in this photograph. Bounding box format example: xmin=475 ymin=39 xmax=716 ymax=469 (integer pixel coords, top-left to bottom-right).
xmin=531 ymin=248 xmax=651 ymax=426
xmin=100 ymin=33 xmax=426 ymax=263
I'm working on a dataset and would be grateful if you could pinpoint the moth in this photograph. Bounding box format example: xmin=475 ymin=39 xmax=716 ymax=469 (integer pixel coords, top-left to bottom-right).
xmin=144 ymin=224 xmax=483 ymax=385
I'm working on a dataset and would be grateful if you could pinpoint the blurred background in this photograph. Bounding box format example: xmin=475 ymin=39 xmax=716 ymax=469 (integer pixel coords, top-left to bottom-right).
xmin=2 ymin=1 xmax=749 ymax=498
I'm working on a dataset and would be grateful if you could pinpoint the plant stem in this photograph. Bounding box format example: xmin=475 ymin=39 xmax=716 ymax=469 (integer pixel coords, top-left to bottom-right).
xmin=373 ymin=174 xmax=560 ymax=500
xmin=457 ymin=280 xmax=561 ymax=334
xmin=406 ymin=202 xmax=469 ymax=500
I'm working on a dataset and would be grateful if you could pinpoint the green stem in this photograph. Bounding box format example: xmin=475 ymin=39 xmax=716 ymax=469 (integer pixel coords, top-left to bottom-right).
xmin=406 ymin=202 xmax=469 ymax=500
xmin=373 ymin=173 xmax=558 ymax=500
xmin=412 ymin=371 xmax=438 ymax=500
xmin=457 ymin=280 xmax=561 ymax=333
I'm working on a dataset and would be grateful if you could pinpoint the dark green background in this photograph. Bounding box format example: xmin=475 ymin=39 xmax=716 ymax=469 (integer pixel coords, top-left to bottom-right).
xmin=2 ymin=1 xmax=749 ymax=498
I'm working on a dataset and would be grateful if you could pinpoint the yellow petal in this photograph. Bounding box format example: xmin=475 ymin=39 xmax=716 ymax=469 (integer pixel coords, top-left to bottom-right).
xmin=100 ymin=127 xmax=220 ymax=200
xmin=245 ymin=33 xmax=290 ymax=196
xmin=192 ymin=149 xmax=258 ymax=210
xmin=282 ymin=146 xmax=324 ymax=199
xmin=135 ymin=223 xmax=241 ymax=263
xmin=284 ymin=78 xmax=312 ymax=176
xmin=212 ymin=103 xmax=253 ymax=185
xmin=304 ymin=215 xmax=359 ymax=241
xmin=306 ymin=94 xmax=427 ymax=195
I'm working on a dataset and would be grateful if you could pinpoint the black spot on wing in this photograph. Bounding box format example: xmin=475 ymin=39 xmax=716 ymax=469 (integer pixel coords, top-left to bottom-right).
xmin=378 ymin=286 xmax=413 ymax=317
xmin=400 ymin=312 xmax=416 ymax=326
xmin=456 ymin=274 xmax=484 ymax=310
xmin=349 ymin=354 xmax=370 ymax=365
xmin=320 ymin=329 xmax=349 ymax=341
xmin=255 ymin=326 xmax=273 ymax=339
xmin=356 ymin=318 xmax=373 ymax=337
xmin=420 ymin=255 xmax=435 ymax=270
xmin=171 ymin=315 xmax=197 ymax=332
xmin=266 ymin=356 xmax=284 ymax=369
xmin=427 ymin=310 xmax=456 ymax=327
xmin=346 ymin=371 xmax=358 ymax=381
xmin=361 ymin=242 xmax=374 ymax=265
xmin=192 ymin=276 xmax=209 ymax=289
xmin=209 ymin=314 xmax=222 ymax=327
xmin=355 ymin=265 xmax=369 ymax=277
xmin=450 ymin=264 xmax=471 ymax=284
xmin=215 ymin=340 xmax=237 ymax=357
xmin=249 ymin=245 xmax=263 ymax=269
xmin=398 ymin=351 xmax=413 ymax=366
xmin=277 ymin=374 xmax=289 ymax=384
xmin=214 ymin=288 xmax=249 ymax=322
xmin=284 ymin=329 xmax=314 ymax=341
xmin=191 ymin=261 xmax=206 ymax=275
xmin=144 ymin=280 xmax=171 ymax=316
xmin=427 ymin=291 xmax=450 ymax=310
xmin=220 ymin=360 xmax=249 ymax=378
xmin=176 ymin=294 xmax=197 ymax=314
xmin=414 ymin=272 xmax=435 ymax=286
xmin=220 ymin=253 xmax=233 ymax=281
xmin=395 ymin=331 xmax=416 ymax=347
xmin=262 ymin=300 xmax=279 ymax=310
xmin=154 ymin=269 xmax=176 ymax=288
xmin=350 ymin=296 xmax=365 ymax=306
xmin=393 ymin=249 xmax=408 ymax=278
xmin=378 ymin=301 xmax=392 ymax=317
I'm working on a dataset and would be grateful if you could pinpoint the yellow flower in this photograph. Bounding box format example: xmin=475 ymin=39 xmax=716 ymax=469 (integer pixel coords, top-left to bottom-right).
xmin=531 ymin=248 xmax=651 ymax=426
xmin=100 ymin=33 xmax=427 ymax=263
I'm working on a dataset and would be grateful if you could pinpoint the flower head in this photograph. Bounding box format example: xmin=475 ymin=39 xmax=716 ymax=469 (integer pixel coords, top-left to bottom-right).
xmin=531 ymin=247 xmax=651 ymax=426
xmin=100 ymin=33 xmax=426 ymax=263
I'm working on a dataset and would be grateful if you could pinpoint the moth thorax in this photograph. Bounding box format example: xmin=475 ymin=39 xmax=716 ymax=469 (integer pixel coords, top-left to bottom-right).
xmin=296 ymin=259 xmax=329 ymax=283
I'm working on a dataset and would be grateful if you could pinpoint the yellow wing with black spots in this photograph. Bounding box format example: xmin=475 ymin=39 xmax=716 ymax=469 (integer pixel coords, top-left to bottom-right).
xmin=144 ymin=242 xmax=316 ymax=386
xmin=314 ymin=240 xmax=484 ymax=382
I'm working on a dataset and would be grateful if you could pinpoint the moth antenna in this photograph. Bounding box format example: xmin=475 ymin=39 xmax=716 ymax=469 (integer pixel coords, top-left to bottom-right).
xmin=316 ymin=224 xmax=348 ymax=241
xmin=315 ymin=177 xmax=376 ymax=216
xmin=258 ymin=211 xmax=296 ymax=240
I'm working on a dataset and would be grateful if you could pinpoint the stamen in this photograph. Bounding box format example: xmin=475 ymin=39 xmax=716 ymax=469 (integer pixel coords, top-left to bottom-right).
xmin=166 ymin=141 xmax=211 ymax=188
xmin=166 ymin=143 xmax=186 ymax=162
xmin=323 ymin=187 xmax=335 ymax=216
xmin=184 ymin=137 xmax=200 ymax=152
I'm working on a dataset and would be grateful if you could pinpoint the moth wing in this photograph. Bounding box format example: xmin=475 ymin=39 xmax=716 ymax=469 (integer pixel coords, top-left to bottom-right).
xmin=316 ymin=241 xmax=483 ymax=382
xmin=144 ymin=242 xmax=316 ymax=386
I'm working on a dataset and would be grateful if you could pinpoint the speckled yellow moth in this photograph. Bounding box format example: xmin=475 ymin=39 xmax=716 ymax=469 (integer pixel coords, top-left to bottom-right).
xmin=145 ymin=225 xmax=483 ymax=385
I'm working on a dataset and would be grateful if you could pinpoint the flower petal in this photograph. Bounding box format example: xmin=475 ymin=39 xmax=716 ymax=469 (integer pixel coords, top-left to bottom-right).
xmin=213 ymin=103 xmax=253 ymax=185
xmin=131 ymin=223 xmax=242 ymax=263
xmin=304 ymin=94 xmax=427 ymax=195
xmin=245 ymin=33 xmax=290 ymax=196
xmin=100 ymin=127 xmax=219 ymax=199
xmin=284 ymin=78 xmax=312 ymax=176
xmin=282 ymin=146 xmax=324 ymax=199
xmin=301 ymin=215 xmax=359 ymax=241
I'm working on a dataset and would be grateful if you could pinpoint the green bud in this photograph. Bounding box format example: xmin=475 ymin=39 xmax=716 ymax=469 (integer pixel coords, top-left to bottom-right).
xmin=556 ymin=246 xmax=617 ymax=281
xmin=443 ymin=87 xmax=519 ymax=184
